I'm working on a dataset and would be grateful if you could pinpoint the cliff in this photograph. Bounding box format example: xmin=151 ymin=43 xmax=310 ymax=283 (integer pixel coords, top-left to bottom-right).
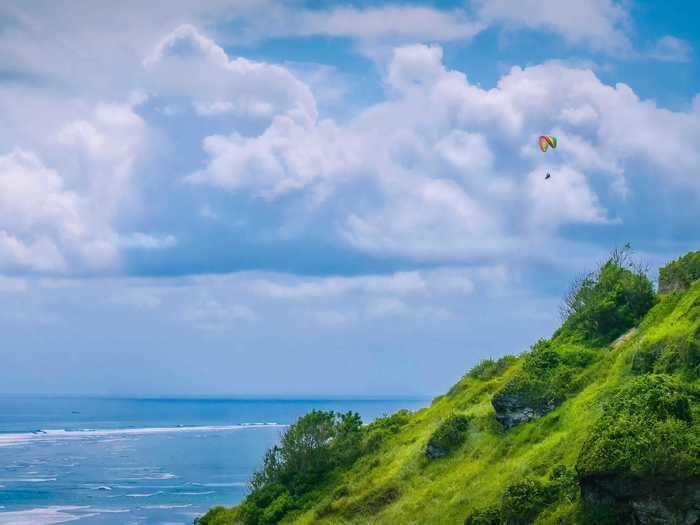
xmin=197 ymin=250 xmax=700 ymax=525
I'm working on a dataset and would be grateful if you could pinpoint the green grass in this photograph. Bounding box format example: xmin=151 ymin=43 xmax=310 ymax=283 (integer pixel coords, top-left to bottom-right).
xmin=197 ymin=262 xmax=700 ymax=525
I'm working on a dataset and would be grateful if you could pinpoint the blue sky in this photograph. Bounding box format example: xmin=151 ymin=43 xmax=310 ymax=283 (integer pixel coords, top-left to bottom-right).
xmin=0 ymin=0 xmax=698 ymax=396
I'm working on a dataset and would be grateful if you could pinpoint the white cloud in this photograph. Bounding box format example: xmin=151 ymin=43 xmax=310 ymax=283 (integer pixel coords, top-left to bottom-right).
xmin=251 ymin=268 xmax=479 ymax=301
xmin=366 ymin=297 xmax=453 ymax=321
xmin=251 ymin=271 xmax=428 ymax=299
xmin=118 ymin=233 xmax=177 ymax=250
xmin=144 ymin=24 xmax=317 ymax=126
xmin=0 ymin=93 xmax=160 ymax=273
xmin=526 ymin=167 xmax=611 ymax=228
xmin=297 ymin=6 xmax=484 ymax=41
xmin=476 ymin=0 xmax=631 ymax=52
xmin=186 ymin=40 xmax=700 ymax=262
xmin=649 ymin=35 xmax=692 ymax=63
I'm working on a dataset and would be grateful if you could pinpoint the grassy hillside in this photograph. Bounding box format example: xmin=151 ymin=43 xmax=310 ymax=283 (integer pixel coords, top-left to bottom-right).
xmin=198 ymin=250 xmax=700 ymax=525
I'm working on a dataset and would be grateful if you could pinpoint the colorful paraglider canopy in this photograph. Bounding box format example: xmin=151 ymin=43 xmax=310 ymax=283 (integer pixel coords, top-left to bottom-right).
xmin=538 ymin=135 xmax=557 ymax=152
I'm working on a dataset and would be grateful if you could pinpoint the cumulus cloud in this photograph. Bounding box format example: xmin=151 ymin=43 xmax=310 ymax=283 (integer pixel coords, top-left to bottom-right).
xmin=0 ymin=149 xmax=97 ymax=272
xmin=0 ymin=94 xmax=178 ymax=274
xmin=186 ymin=39 xmax=700 ymax=263
xmin=144 ymin=24 xmax=316 ymax=125
xmin=526 ymin=167 xmax=611 ymax=228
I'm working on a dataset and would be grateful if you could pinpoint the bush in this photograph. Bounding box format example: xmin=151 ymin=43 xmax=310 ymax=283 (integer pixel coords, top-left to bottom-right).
xmin=577 ymin=375 xmax=700 ymax=478
xmin=465 ymin=468 xmax=577 ymax=525
xmin=659 ymin=251 xmax=700 ymax=293
xmin=425 ymin=414 xmax=471 ymax=459
xmin=500 ymin=478 xmax=554 ymax=524
xmin=241 ymin=410 xmax=364 ymax=524
xmin=194 ymin=506 xmax=237 ymax=525
xmin=560 ymin=246 xmax=657 ymax=345
xmin=464 ymin=505 xmax=501 ymax=525
xmin=467 ymin=355 xmax=517 ymax=381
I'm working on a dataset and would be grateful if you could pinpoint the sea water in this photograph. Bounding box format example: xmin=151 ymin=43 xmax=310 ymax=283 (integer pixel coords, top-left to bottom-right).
xmin=0 ymin=396 xmax=427 ymax=525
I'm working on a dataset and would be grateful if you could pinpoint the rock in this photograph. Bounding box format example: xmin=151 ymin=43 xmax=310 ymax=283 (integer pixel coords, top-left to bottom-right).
xmin=658 ymin=251 xmax=700 ymax=294
xmin=580 ymin=474 xmax=700 ymax=524
xmin=659 ymin=277 xmax=689 ymax=294
xmin=491 ymin=393 xmax=558 ymax=430
xmin=425 ymin=443 xmax=448 ymax=459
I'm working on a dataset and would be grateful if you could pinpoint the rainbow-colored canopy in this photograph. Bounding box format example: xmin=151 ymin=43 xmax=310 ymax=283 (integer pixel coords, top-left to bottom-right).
xmin=538 ymin=135 xmax=557 ymax=152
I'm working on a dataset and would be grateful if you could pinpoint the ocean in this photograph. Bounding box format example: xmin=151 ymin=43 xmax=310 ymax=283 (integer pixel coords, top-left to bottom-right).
xmin=0 ymin=396 xmax=428 ymax=525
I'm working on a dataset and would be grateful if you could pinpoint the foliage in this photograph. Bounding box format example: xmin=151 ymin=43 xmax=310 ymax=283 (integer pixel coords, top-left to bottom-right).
xmin=577 ymin=375 xmax=700 ymax=478
xmin=560 ymin=246 xmax=656 ymax=346
xmin=196 ymin=250 xmax=700 ymax=525
xmin=467 ymin=355 xmax=517 ymax=381
xmin=237 ymin=410 xmax=363 ymax=524
xmin=659 ymin=251 xmax=700 ymax=292
xmin=492 ymin=339 xmax=597 ymax=422
xmin=363 ymin=409 xmax=412 ymax=453
xmin=425 ymin=414 xmax=471 ymax=458
xmin=465 ymin=467 xmax=577 ymax=525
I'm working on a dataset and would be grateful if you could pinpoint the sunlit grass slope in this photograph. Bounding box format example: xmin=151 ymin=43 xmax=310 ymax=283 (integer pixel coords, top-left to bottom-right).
xmin=198 ymin=251 xmax=700 ymax=525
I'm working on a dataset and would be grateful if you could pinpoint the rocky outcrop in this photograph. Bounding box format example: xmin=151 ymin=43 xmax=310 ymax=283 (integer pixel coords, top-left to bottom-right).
xmin=425 ymin=442 xmax=449 ymax=459
xmin=580 ymin=474 xmax=700 ymax=524
xmin=659 ymin=251 xmax=700 ymax=294
xmin=491 ymin=393 xmax=558 ymax=430
xmin=659 ymin=277 xmax=690 ymax=294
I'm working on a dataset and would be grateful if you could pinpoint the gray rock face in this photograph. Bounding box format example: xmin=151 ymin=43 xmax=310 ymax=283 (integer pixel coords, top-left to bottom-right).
xmin=491 ymin=394 xmax=558 ymax=430
xmin=659 ymin=277 xmax=689 ymax=294
xmin=425 ymin=443 xmax=448 ymax=460
xmin=580 ymin=474 xmax=700 ymax=524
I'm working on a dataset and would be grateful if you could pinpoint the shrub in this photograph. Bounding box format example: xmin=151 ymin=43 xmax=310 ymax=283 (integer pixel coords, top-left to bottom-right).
xmin=467 ymin=355 xmax=517 ymax=381
xmin=242 ymin=410 xmax=364 ymax=524
xmin=194 ymin=506 xmax=237 ymax=525
xmin=560 ymin=246 xmax=657 ymax=345
xmin=465 ymin=468 xmax=576 ymax=525
xmin=464 ymin=505 xmax=501 ymax=525
xmin=577 ymin=375 xmax=700 ymax=478
xmin=500 ymin=478 xmax=554 ymax=524
xmin=425 ymin=414 xmax=471 ymax=459
xmin=654 ymin=334 xmax=700 ymax=379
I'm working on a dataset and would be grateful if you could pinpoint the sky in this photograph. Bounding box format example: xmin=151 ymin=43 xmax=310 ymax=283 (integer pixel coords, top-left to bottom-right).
xmin=0 ymin=0 xmax=698 ymax=397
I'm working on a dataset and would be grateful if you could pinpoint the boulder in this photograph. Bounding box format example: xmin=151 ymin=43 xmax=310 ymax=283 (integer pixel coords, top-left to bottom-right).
xmin=580 ymin=474 xmax=700 ymax=524
xmin=491 ymin=392 xmax=558 ymax=430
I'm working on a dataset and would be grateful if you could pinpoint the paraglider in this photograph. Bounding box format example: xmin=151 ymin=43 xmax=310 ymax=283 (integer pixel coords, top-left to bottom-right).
xmin=539 ymin=135 xmax=557 ymax=180
xmin=538 ymin=135 xmax=557 ymax=152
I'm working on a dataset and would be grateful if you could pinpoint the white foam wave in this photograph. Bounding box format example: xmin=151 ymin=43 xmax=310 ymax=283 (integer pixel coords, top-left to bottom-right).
xmin=0 ymin=423 xmax=285 ymax=448
xmin=0 ymin=506 xmax=98 ymax=525
xmin=0 ymin=478 xmax=56 ymax=483
xmin=125 ymin=491 xmax=162 ymax=498
xmin=177 ymin=491 xmax=215 ymax=496
xmin=191 ymin=481 xmax=247 ymax=487
xmin=142 ymin=504 xmax=192 ymax=509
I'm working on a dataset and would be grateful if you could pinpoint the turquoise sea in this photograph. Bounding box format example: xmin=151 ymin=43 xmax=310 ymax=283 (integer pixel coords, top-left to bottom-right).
xmin=0 ymin=396 xmax=428 ymax=524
